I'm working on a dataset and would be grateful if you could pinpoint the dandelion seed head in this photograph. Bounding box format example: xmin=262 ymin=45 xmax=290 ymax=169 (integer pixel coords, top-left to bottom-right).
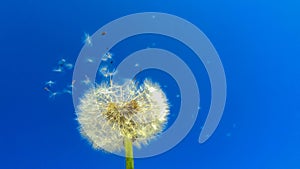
xmin=77 ymin=79 xmax=169 ymax=152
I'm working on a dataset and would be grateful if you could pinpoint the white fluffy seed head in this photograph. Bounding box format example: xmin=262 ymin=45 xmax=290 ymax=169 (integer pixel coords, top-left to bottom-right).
xmin=76 ymin=79 xmax=169 ymax=152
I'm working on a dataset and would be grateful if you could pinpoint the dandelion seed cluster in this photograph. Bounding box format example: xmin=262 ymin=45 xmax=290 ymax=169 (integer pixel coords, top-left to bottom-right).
xmin=77 ymin=79 xmax=169 ymax=152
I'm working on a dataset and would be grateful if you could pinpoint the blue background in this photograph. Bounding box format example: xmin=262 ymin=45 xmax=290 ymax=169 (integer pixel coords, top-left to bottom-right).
xmin=1 ymin=0 xmax=299 ymax=169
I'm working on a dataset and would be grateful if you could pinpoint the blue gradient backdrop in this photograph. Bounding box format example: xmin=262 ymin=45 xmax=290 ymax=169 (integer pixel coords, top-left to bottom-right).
xmin=1 ymin=0 xmax=299 ymax=169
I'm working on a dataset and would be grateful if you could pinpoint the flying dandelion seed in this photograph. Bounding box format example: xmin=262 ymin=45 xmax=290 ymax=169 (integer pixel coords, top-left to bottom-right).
xmin=76 ymin=79 xmax=170 ymax=153
xmin=49 ymin=91 xmax=61 ymax=99
xmin=84 ymin=33 xmax=92 ymax=46
xmin=64 ymin=63 xmax=73 ymax=70
xmin=99 ymin=66 xmax=109 ymax=77
xmin=86 ymin=58 xmax=94 ymax=63
xmin=62 ymin=88 xmax=72 ymax=95
xmin=52 ymin=58 xmax=73 ymax=73
xmin=52 ymin=67 xmax=63 ymax=73
xmin=82 ymin=75 xmax=92 ymax=85
xmin=45 ymin=80 xmax=55 ymax=87
xmin=102 ymin=52 xmax=113 ymax=61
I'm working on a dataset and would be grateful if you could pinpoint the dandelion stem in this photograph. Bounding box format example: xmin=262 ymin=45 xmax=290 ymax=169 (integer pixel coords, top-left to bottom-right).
xmin=124 ymin=137 xmax=134 ymax=169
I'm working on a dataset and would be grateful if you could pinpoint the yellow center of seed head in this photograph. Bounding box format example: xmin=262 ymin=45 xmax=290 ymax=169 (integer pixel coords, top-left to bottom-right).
xmin=104 ymin=100 xmax=140 ymax=141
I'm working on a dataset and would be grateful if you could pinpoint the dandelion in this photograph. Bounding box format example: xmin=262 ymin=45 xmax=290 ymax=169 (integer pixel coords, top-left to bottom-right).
xmin=76 ymin=78 xmax=169 ymax=169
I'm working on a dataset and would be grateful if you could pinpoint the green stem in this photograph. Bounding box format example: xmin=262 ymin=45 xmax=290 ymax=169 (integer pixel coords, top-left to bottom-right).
xmin=124 ymin=137 xmax=134 ymax=169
